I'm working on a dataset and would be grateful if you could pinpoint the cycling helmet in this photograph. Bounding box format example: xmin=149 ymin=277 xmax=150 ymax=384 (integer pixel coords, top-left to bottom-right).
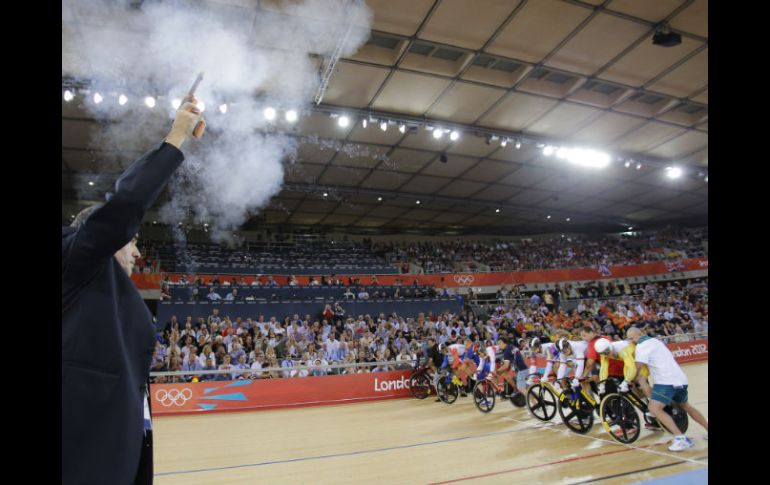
xmin=594 ymin=337 xmax=612 ymax=354
xmin=530 ymin=337 xmax=541 ymax=349
xmin=438 ymin=342 xmax=446 ymax=352
xmin=557 ymin=338 xmax=571 ymax=352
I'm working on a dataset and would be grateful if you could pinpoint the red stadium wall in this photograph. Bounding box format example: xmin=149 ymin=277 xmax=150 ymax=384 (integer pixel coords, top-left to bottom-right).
xmin=151 ymin=370 xmax=412 ymax=416
xmin=151 ymin=340 xmax=707 ymax=416
xmin=133 ymin=257 xmax=708 ymax=289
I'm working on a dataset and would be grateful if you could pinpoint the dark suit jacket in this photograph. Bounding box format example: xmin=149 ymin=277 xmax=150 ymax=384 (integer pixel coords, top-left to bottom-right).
xmin=62 ymin=142 xmax=184 ymax=485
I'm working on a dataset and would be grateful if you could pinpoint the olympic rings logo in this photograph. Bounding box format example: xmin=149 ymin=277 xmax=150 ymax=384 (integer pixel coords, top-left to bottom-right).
xmin=453 ymin=274 xmax=475 ymax=286
xmin=155 ymin=388 xmax=193 ymax=407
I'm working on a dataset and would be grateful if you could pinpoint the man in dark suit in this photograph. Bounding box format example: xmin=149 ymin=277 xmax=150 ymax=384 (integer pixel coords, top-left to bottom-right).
xmin=62 ymin=100 xmax=204 ymax=485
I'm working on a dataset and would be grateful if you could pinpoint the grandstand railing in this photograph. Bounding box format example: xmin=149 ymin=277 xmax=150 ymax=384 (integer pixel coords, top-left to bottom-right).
xmin=150 ymin=359 xmax=419 ymax=381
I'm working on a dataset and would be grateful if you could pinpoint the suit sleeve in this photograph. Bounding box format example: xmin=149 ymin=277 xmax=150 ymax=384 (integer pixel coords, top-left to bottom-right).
xmin=64 ymin=142 xmax=184 ymax=270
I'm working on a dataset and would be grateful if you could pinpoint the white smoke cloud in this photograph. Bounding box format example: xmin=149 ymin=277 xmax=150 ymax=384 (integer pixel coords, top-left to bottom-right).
xmin=63 ymin=0 xmax=372 ymax=241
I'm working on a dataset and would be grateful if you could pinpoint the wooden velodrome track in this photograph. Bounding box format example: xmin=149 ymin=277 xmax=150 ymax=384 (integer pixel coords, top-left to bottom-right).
xmin=153 ymin=362 xmax=708 ymax=484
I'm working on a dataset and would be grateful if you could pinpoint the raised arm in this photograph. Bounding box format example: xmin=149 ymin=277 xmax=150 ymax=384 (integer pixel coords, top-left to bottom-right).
xmin=64 ymin=102 xmax=204 ymax=269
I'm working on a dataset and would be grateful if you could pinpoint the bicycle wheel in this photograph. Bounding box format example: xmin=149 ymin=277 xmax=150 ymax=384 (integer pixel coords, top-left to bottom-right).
xmin=409 ymin=371 xmax=430 ymax=399
xmin=437 ymin=375 xmax=459 ymax=404
xmin=526 ymin=384 xmax=558 ymax=421
xmin=509 ymin=387 xmax=526 ymax=408
xmin=473 ymin=380 xmax=496 ymax=413
xmin=600 ymin=393 xmax=641 ymax=444
xmin=558 ymin=390 xmax=595 ymax=434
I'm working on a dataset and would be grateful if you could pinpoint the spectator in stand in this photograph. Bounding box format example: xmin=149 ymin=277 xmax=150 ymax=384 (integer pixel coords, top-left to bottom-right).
xmin=543 ymin=290 xmax=554 ymax=312
xmin=251 ymin=276 xmax=261 ymax=286
xmin=160 ymin=285 xmax=172 ymax=301
xmin=281 ymin=355 xmax=295 ymax=378
xmin=250 ymin=352 xmax=265 ymax=379
xmin=207 ymin=287 xmax=222 ymax=301
xmin=225 ymin=288 xmax=241 ymax=301
xmin=198 ymin=343 xmax=216 ymax=368
xmin=190 ymin=287 xmax=202 ymax=302
xmin=358 ymin=287 xmax=370 ymax=300
xmin=181 ymin=353 xmax=203 ymax=382
xmin=215 ymin=355 xmax=234 ymax=381
xmin=322 ymin=304 xmax=334 ymax=322
xmin=200 ymin=358 xmax=217 ymax=382
xmin=395 ymin=346 xmax=414 ymax=370
xmin=267 ymin=276 xmax=278 ymax=287
xmin=233 ymin=354 xmax=250 ymax=379
xmin=343 ymin=287 xmax=355 ymax=300
xmin=207 ymin=308 xmax=221 ymax=328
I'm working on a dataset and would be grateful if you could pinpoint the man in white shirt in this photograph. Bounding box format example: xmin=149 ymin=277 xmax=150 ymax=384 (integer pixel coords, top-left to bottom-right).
xmin=629 ymin=331 xmax=708 ymax=451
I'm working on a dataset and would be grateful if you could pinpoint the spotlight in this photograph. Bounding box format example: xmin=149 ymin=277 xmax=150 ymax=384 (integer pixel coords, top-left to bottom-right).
xmin=704 ymin=175 xmax=708 ymax=183
xmin=546 ymin=215 xmax=551 ymax=219
xmin=566 ymin=217 xmax=571 ymax=222
xmin=118 ymin=94 xmax=128 ymax=106
xmin=323 ymin=192 xmax=328 ymax=197
xmin=495 ymin=208 xmax=500 ymax=213
xmin=338 ymin=116 xmax=350 ymax=127
xmin=635 ymin=162 xmax=642 ymax=170
xmin=543 ymin=146 xmax=555 ymax=156
xmin=666 ymin=166 xmax=682 ymax=179
xmin=219 ymin=104 xmax=228 ymax=114
xmin=362 ymin=118 xmax=368 ymax=128
xmin=377 ymin=197 xmax=382 ymax=202
xmin=380 ymin=121 xmax=388 ymax=132
xmin=144 ymin=96 xmax=156 ymax=108
xmin=399 ymin=124 xmax=406 ymax=134
xmin=263 ymin=107 xmax=276 ymax=121
xmin=93 ymin=92 xmax=103 ymax=104
xmin=285 ymin=110 xmax=298 ymax=123
xmin=515 ymin=140 xmax=521 ymax=150
xmin=88 ymin=181 xmax=94 ymax=186
xmin=624 ymin=160 xmax=631 ymax=168
xmin=416 ymin=200 xmax=421 ymax=205
xmin=500 ymin=139 xmax=507 ymax=147
xmin=63 ymin=90 xmax=74 ymax=102
xmin=198 ymin=101 xmax=206 ymax=112
xmin=432 ymin=129 xmax=443 ymax=139
xmin=171 ymin=98 xmax=181 ymax=109
xmin=563 ymin=148 xmax=610 ymax=169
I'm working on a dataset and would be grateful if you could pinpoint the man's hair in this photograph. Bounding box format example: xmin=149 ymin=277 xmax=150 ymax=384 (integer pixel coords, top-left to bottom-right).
xmin=579 ymin=325 xmax=595 ymax=334
xmin=70 ymin=204 xmax=102 ymax=228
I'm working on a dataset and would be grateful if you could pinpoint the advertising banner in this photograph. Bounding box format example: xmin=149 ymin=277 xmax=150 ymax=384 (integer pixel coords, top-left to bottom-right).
xmin=134 ymin=258 xmax=708 ymax=289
